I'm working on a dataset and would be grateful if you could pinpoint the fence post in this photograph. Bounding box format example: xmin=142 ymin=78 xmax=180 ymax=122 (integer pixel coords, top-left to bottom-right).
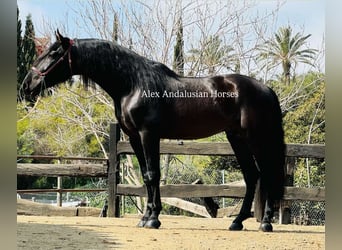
xmin=108 ymin=123 xmax=121 ymax=217
xmin=56 ymin=158 xmax=62 ymax=207
xmin=279 ymin=157 xmax=295 ymax=224
xmin=221 ymin=170 xmax=225 ymax=208
xmin=57 ymin=176 xmax=63 ymax=207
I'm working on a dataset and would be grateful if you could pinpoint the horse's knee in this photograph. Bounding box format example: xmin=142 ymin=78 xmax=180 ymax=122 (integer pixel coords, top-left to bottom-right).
xmin=143 ymin=171 xmax=160 ymax=185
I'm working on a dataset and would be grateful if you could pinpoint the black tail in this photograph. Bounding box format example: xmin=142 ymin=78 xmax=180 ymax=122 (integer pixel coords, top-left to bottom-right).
xmin=267 ymin=87 xmax=285 ymax=201
xmin=254 ymin=87 xmax=285 ymax=221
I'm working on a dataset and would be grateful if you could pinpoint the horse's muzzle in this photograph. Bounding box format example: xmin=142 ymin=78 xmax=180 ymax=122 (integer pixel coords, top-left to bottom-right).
xmin=21 ymin=72 xmax=37 ymax=101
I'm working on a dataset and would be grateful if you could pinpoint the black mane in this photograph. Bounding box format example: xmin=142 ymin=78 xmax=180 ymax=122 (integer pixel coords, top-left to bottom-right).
xmin=74 ymin=39 xmax=179 ymax=92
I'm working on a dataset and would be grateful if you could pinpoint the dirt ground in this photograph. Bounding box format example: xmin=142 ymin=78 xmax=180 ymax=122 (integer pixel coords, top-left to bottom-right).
xmin=17 ymin=214 xmax=324 ymax=250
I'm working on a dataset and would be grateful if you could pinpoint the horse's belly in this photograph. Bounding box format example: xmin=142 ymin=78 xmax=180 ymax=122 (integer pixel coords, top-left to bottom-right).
xmin=159 ymin=97 xmax=240 ymax=139
xmin=159 ymin=114 xmax=235 ymax=140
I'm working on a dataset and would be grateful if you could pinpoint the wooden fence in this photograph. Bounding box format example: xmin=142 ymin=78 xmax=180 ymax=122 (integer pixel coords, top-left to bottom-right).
xmin=17 ymin=123 xmax=325 ymax=219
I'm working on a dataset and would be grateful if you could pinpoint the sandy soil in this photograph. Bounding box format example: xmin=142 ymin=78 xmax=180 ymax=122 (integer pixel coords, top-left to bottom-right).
xmin=17 ymin=215 xmax=325 ymax=250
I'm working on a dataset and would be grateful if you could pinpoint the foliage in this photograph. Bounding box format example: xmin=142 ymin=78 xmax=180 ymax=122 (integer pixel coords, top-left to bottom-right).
xmin=17 ymin=83 xmax=115 ymax=158
xmin=258 ymin=26 xmax=317 ymax=85
xmin=282 ymin=74 xmax=325 ymax=144
xmin=281 ymin=73 xmax=325 ymax=188
xmin=17 ymin=107 xmax=35 ymax=158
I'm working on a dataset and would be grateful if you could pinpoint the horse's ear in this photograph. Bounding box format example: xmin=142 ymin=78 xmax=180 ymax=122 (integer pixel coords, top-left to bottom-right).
xmin=55 ymin=29 xmax=64 ymax=42
xmin=55 ymin=29 xmax=71 ymax=50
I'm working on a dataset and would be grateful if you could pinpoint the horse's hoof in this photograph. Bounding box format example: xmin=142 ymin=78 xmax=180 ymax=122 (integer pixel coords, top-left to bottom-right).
xmin=137 ymin=218 xmax=148 ymax=228
xmin=260 ymin=222 xmax=273 ymax=232
xmin=144 ymin=218 xmax=161 ymax=229
xmin=229 ymin=222 xmax=243 ymax=231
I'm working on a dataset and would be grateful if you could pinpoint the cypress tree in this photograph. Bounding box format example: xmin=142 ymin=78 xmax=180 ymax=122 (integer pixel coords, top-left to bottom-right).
xmin=173 ymin=14 xmax=184 ymax=76
xmin=17 ymin=13 xmax=37 ymax=101
xmin=22 ymin=14 xmax=37 ymax=83
xmin=112 ymin=12 xmax=119 ymax=42
xmin=17 ymin=6 xmax=24 ymax=100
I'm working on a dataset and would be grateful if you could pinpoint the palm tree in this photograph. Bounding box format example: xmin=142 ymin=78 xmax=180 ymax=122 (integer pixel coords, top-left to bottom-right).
xmin=258 ymin=26 xmax=317 ymax=85
xmin=188 ymin=35 xmax=234 ymax=76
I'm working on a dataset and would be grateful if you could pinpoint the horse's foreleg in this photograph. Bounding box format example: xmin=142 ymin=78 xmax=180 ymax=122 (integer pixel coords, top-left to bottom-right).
xmin=139 ymin=131 xmax=162 ymax=229
xmin=129 ymin=136 xmax=151 ymax=227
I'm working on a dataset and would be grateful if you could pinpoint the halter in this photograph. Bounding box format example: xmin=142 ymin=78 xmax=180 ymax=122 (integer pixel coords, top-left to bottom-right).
xmin=32 ymin=39 xmax=75 ymax=77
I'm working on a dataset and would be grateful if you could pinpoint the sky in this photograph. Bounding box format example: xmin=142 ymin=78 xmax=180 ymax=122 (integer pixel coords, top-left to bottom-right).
xmin=17 ymin=0 xmax=325 ymax=43
xmin=17 ymin=0 xmax=325 ymax=72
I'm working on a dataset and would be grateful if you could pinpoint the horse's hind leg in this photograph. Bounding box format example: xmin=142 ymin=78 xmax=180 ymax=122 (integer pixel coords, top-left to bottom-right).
xmin=226 ymin=132 xmax=260 ymax=231
xmin=261 ymin=198 xmax=275 ymax=232
xmin=253 ymin=151 xmax=281 ymax=232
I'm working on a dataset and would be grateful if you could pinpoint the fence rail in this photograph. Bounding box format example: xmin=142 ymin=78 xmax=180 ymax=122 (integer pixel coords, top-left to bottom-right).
xmin=17 ymin=123 xmax=325 ymax=220
xmin=17 ymin=188 xmax=107 ymax=194
xmin=116 ymin=141 xmax=325 ymax=158
xmin=17 ymin=163 xmax=107 ymax=177
xmin=116 ymin=184 xmax=324 ymax=201
xmin=17 ymin=155 xmax=107 ymax=161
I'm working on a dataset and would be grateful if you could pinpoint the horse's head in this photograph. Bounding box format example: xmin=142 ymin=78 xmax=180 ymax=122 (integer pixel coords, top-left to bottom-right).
xmin=22 ymin=30 xmax=75 ymax=100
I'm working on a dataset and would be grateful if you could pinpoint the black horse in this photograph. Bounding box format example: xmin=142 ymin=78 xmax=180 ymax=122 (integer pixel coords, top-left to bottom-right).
xmin=22 ymin=30 xmax=285 ymax=232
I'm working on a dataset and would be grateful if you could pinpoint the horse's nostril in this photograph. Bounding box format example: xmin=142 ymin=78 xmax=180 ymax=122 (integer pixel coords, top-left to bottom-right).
xmin=23 ymin=82 xmax=28 ymax=91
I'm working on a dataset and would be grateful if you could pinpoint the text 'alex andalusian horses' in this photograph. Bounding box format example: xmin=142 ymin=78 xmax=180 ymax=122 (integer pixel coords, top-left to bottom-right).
xmin=22 ymin=30 xmax=285 ymax=232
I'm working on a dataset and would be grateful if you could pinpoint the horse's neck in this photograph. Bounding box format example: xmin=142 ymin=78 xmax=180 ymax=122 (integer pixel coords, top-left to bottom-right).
xmin=76 ymin=40 xmax=139 ymax=97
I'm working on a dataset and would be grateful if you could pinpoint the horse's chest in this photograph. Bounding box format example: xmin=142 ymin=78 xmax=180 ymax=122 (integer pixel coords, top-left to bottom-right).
xmin=118 ymin=92 xmax=158 ymax=134
xmin=116 ymin=93 xmax=142 ymax=134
